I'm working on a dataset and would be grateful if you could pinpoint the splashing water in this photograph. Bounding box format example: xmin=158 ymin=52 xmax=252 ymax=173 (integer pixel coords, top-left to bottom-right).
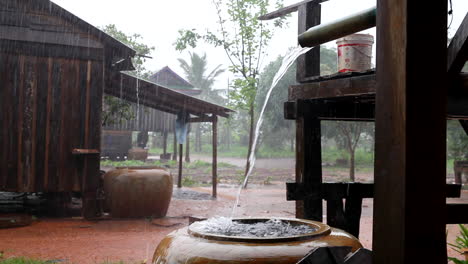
xmin=190 ymin=217 xmax=316 ymax=238
xmin=230 ymin=46 xmax=313 ymax=217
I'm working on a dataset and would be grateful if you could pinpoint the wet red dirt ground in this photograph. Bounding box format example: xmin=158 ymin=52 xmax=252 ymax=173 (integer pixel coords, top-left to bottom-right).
xmin=0 ymin=185 xmax=467 ymax=263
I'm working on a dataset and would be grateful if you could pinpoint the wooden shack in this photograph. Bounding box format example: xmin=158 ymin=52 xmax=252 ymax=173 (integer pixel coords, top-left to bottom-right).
xmin=0 ymin=0 xmax=135 ymax=218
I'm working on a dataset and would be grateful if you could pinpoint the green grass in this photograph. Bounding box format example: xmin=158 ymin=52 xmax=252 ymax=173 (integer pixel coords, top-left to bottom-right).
xmin=184 ymin=160 xmax=211 ymax=169
xmin=100 ymin=159 xmax=146 ymax=167
xmin=148 ymin=147 xmax=164 ymax=155
xmin=0 ymin=257 xmax=48 ymax=264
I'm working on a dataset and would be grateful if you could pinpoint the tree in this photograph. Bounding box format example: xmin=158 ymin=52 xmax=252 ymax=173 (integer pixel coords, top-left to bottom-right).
xmin=178 ymin=52 xmax=225 ymax=152
xmin=100 ymin=24 xmax=155 ymax=126
xmin=174 ymin=0 xmax=287 ymax=179
xmin=447 ymin=120 xmax=468 ymax=161
xmin=178 ymin=52 xmax=225 ymax=103
xmin=322 ymin=121 xmax=374 ymax=182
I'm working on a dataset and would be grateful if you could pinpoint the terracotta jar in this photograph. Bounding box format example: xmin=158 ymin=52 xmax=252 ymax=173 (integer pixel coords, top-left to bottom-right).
xmin=103 ymin=166 xmax=172 ymax=218
xmin=152 ymin=218 xmax=362 ymax=264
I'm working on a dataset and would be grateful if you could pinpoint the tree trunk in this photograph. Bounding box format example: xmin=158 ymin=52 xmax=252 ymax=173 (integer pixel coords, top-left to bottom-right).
xmin=349 ymin=149 xmax=355 ymax=182
xmin=243 ymin=103 xmax=255 ymax=188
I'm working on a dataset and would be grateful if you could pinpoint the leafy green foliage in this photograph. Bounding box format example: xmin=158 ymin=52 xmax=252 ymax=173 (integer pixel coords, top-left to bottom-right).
xmin=0 ymin=257 xmax=48 ymax=264
xmin=448 ymin=224 xmax=468 ymax=264
xmin=178 ymin=52 xmax=225 ymax=104
xmin=101 ymin=24 xmax=155 ymax=126
xmin=175 ymin=0 xmax=287 ymax=176
xmin=102 ymin=24 xmax=154 ymax=78
xmin=447 ymin=121 xmax=468 ymax=161
xmin=181 ymin=176 xmax=197 ymax=187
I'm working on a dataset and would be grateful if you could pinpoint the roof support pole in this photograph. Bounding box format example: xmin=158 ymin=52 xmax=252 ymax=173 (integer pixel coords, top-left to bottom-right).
xmin=212 ymin=116 xmax=218 ymax=198
xmin=373 ymin=0 xmax=447 ymax=263
xmin=177 ymin=144 xmax=183 ymax=188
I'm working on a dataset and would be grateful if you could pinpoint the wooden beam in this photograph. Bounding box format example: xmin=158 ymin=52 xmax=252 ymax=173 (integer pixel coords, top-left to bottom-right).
xmin=448 ymin=12 xmax=468 ymax=74
xmin=447 ymin=204 xmax=468 ymax=224
xmin=373 ymin=0 xmax=448 ymax=263
xmin=258 ymin=0 xmax=328 ymax=20
xmin=297 ymin=2 xmax=321 ymax=82
xmin=212 ymin=116 xmax=218 ymax=198
xmin=289 ymin=73 xmax=376 ymax=101
xmin=189 ymin=115 xmax=215 ymax=123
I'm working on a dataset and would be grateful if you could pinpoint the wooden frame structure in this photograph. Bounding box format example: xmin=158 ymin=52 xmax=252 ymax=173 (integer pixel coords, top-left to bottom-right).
xmin=262 ymin=0 xmax=468 ymax=262
xmin=105 ymin=72 xmax=233 ymax=198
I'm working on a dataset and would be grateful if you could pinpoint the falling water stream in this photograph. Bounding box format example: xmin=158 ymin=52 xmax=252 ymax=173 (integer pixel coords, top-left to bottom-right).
xmin=191 ymin=46 xmax=315 ymax=236
xmin=229 ymin=46 xmax=313 ymax=218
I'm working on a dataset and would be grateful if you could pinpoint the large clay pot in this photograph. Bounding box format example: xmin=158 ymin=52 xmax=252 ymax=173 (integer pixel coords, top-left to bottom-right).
xmin=103 ymin=166 xmax=172 ymax=218
xmin=152 ymin=218 xmax=362 ymax=264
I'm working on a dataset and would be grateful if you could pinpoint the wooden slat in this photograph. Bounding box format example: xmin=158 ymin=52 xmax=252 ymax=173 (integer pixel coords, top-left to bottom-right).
xmin=17 ymin=55 xmax=24 ymax=190
xmin=448 ymin=12 xmax=468 ymax=74
xmin=0 ymin=52 xmax=6 ymax=189
xmin=44 ymin=58 xmax=52 ymax=189
xmin=258 ymin=0 xmax=328 ymax=20
xmin=34 ymin=57 xmax=48 ymax=190
xmin=22 ymin=55 xmax=38 ymax=191
xmin=47 ymin=58 xmax=63 ymax=191
xmin=373 ymin=0 xmax=448 ymax=263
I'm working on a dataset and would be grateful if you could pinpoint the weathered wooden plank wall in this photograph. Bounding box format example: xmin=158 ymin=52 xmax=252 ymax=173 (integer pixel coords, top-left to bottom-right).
xmin=102 ymin=105 xmax=175 ymax=133
xmin=0 ymin=53 xmax=103 ymax=193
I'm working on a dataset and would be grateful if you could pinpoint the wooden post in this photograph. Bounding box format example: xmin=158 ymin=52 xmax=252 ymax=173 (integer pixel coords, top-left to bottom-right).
xmin=295 ymin=101 xmax=323 ymax=221
xmin=373 ymin=0 xmax=447 ymax=263
xmin=185 ymin=124 xmax=191 ymax=162
xmin=172 ymin=132 xmax=177 ymax=161
xmin=295 ymin=2 xmax=322 ymax=220
xmin=297 ymin=2 xmax=321 ymax=82
xmin=212 ymin=116 xmax=218 ymax=198
xmin=177 ymin=144 xmax=183 ymax=188
xmin=162 ymin=131 xmax=168 ymax=155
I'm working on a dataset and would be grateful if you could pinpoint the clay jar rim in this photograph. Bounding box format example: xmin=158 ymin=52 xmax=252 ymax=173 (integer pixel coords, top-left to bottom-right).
xmin=188 ymin=217 xmax=331 ymax=243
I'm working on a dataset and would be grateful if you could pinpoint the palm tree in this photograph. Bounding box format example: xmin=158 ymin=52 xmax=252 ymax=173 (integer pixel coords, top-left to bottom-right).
xmin=178 ymin=52 xmax=225 ymax=152
xmin=178 ymin=52 xmax=225 ymax=103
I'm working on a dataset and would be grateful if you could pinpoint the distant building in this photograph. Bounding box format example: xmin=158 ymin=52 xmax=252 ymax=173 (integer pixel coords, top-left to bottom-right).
xmin=149 ymin=66 xmax=201 ymax=96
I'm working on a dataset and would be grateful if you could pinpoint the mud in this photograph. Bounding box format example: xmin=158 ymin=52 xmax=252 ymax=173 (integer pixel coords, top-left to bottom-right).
xmin=0 ymin=178 xmax=466 ymax=263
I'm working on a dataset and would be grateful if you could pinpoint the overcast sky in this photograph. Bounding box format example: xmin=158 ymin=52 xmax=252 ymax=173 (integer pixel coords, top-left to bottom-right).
xmin=53 ymin=0 xmax=468 ymax=89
